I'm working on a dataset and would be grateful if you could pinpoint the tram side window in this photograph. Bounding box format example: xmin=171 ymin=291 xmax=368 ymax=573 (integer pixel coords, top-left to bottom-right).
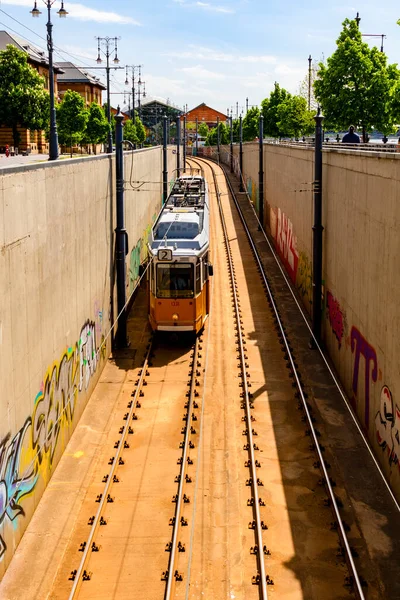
xmin=157 ymin=264 xmax=194 ymax=298
xmin=195 ymin=262 xmax=201 ymax=294
xmin=203 ymin=253 xmax=209 ymax=282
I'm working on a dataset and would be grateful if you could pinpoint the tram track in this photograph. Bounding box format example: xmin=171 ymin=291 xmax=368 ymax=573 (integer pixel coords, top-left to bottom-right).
xmin=46 ymin=321 xmax=209 ymax=600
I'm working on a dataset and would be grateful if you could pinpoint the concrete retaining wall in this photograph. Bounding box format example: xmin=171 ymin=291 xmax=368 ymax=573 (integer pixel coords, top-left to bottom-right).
xmin=217 ymin=141 xmax=400 ymax=502
xmin=0 ymin=146 xmax=177 ymax=576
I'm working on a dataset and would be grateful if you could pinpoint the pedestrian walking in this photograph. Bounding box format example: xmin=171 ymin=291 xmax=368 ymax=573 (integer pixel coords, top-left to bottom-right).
xmin=342 ymin=126 xmax=360 ymax=144
xmin=5 ymin=144 xmax=9 ymax=157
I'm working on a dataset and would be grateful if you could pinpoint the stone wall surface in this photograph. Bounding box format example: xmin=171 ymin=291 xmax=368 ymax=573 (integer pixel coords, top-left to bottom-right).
xmin=220 ymin=141 xmax=400 ymax=502
xmin=0 ymin=146 xmax=176 ymax=576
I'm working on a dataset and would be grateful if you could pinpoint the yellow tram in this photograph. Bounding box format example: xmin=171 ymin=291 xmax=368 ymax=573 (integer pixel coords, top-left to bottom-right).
xmin=148 ymin=174 xmax=213 ymax=333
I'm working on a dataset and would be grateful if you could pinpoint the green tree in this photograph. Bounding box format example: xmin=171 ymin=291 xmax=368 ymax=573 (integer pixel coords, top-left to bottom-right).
xmin=205 ymin=121 xmax=229 ymax=146
xmin=198 ymin=122 xmax=209 ymax=137
xmin=261 ymin=83 xmax=291 ymax=137
xmin=242 ymin=106 xmax=260 ymax=141
xmin=276 ymin=96 xmax=315 ymax=138
xmin=135 ymin=116 xmax=146 ymax=145
xmin=57 ymin=90 xmax=88 ymax=153
xmin=314 ymin=18 xmax=400 ymax=140
xmin=124 ymin=118 xmax=138 ymax=145
xmin=0 ymin=44 xmax=50 ymax=147
xmin=84 ymin=101 xmax=109 ymax=153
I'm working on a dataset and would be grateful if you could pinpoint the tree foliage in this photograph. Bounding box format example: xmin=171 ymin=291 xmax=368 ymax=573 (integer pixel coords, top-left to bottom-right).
xmin=0 ymin=44 xmax=50 ymax=146
xmin=84 ymin=101 xmax=109 ymax=151
xmin=261 ymin=83 xmax=290 ymax=137
xmin=314 ymin=18 xmax=400 ymax=138
xmin=198 ymin=122 xmax=209 ymax=137
xmin=276 ymin=96 xmax=314 ymax=138
xmin=124 ymin=118 xmax=138 ymax=144
xmin=135 ymin=116 xmax=146 ymax=144
xmin=242 ymin=106 xmax=260 ymax=141
xmin=205 ymin=121 xmax=230 ymax=145
xmin=57 ymin=90 xmax=88 ymax=147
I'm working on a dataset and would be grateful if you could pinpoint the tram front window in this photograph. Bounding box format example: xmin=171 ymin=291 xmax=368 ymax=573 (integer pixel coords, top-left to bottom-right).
xmin=157 ymin=264 xmax=194 ymax=298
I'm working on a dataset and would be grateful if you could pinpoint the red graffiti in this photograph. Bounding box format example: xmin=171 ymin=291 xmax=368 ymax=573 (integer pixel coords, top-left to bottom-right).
xmin=275 ymin=208 xmax=298 ymax=283
xmin=326 ymin=291 xmax=344 ymax=348
xmin=351 ymin=326 xmax=378 ymax=429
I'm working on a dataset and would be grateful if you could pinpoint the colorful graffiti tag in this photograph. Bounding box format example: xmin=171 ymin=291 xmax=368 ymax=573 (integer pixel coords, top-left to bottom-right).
xmin=0 ymin=320 xmax=103 ymax=561
xmin=350 ymin=326 xmax=378 ymax=429
xmin=375 ymin=385 xmax=400 ymax=470
xmin=275 ymin=208 xmax=299 ymax=284
xmin=297 ymin=251 xmax=313 ymax=308
xmin=326 ymin=291 xmax=345 ymax=349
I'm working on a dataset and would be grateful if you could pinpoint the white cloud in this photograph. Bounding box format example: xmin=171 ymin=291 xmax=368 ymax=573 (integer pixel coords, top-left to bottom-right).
xmin=0 ymin=0 xmax=140 ymax=24
xmin=163 ymin=45 xmax=277 ymax=64
xmin=179 ymin=65 xmax=224 ymax=80
xmin=172 ymin=0 xmax=234 ymax=14
xmin=195 ymin=2 xmax=233 ymax=13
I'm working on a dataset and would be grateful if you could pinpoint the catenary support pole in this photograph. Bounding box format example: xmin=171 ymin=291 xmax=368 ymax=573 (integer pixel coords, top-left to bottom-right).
xmin=114 ymin=108 xmax=129 ymax=348
xmin=258 ymin=115 xmax=264 ymax=229
xmin=230 ymin=115 xmax=233 ymax=173
xmin=163 ymin=115 xmax=168 ymax=204
xmin=176 ymin=117 xmax=181 ymax=176
xmin=217 ymin=116 xmax=220 ymax=163
xmin=312 ymin=107 xmax=324 ymax=343
xmin=239 ymin=114 xmax=244 ymax=192
xmin=195 ymin=117 xmax=198 ymax=156
xmin=183 ymin=115 xmax=186 ymax=173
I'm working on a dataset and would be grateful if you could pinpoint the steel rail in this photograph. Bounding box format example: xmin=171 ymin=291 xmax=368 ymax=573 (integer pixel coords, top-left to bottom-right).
xmin=198 ymin=156 xmax=366 ymax=600
xmin=193 ymin=157 xmax=269 ymax=599
xmin=68 ymin=338 xmax=154 ymax=599
xmin=164 ymin=337 xmax=199 ymax=600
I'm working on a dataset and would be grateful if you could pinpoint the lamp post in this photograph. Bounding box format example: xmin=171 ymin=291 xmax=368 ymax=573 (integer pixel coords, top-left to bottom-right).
xmin=31 ymin=0 xmax=68 ymax=161
xmin=308 ymin=55 xmax=312 ymax=111
xmin=125 ymin=64 xmax=142 ymax=120
xmin=95 ymin=36 xmax=120 ymax=154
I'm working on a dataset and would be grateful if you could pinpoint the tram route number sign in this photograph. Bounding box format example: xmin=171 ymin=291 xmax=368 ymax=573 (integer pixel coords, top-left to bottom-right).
xmin=158 ymin=248 xmax=173 ymax=261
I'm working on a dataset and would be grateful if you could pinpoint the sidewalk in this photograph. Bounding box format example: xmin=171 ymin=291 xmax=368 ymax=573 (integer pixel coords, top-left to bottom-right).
xmin=0 ymin=152 xmax=97 ymax=170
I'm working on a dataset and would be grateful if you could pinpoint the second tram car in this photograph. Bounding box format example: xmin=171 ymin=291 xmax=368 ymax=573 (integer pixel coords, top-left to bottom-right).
xmin=148 ymin=173 xmax=213 ymax=333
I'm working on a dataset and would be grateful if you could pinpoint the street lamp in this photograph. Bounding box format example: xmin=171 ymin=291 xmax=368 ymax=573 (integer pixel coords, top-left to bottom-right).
xmin=31 ymin=0 xmax=68 ymax=161
xmin=95 ymin=36 xmax=120 ymax=153
xmin=125 ymin=64 xmax=142 ymax=121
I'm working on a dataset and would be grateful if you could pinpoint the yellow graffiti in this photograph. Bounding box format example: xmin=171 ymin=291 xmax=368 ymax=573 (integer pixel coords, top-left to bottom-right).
xmin=297 ymin=251 xmax=313 ymax=308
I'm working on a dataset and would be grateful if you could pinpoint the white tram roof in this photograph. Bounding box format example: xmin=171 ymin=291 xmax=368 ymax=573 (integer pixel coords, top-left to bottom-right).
xmin=149 ymin=174 xmax=209 ymax=256
xmin=150 ymin=208 xmax=209 ymax=255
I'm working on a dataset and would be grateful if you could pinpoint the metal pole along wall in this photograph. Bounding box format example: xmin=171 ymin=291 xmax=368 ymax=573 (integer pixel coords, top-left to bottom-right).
xmin=230 ymin=115 xmax=233 ymax=173
xmin=176 ymin=117 xmax=181 ymax=175
xmin=258 ymin=115 xmax=264 ymax=229
xmin=183 ymin=115 xmax=186 ymax=172
xmin=163 ymin=115 xmax=168 ymax=204
xmin=217 ymin=116 xmax=220 ymax=163
xmin=239 ymin=115 xmax=244 ymax=191
xmin=114 ymin=108 xmax=129 ymax=347
xmin=312 ymin=107 xmax=324 ymax=343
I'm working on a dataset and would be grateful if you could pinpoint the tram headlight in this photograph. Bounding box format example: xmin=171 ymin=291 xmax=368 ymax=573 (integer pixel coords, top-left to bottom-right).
xmin=172 ymin=313 xmax=179 ymax=321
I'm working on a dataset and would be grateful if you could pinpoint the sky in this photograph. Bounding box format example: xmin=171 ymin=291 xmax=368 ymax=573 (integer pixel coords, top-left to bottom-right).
xmin=0 ymin=0 xmax=400 ymax=115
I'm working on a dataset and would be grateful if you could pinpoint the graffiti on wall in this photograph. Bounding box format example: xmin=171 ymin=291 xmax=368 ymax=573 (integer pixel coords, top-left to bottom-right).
xmin=350 ymin=326 xmax=378 ymax=429
xmin=129 ymin=216 xmax=157 ymax=294
xmin=326 ymin=291 xmax=345 ymax=349
xmin=375 ymin=385 xmax=400 ymax=469
xmin=246 ymin=177 xmax=258 ymax=211
xmin=0 ymin=319 xmax=103 ymax=561
xmin=275 ymin=208 xmax=299 ymax=284
xmin=297 ymin=251 xmax=313 ymax=307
